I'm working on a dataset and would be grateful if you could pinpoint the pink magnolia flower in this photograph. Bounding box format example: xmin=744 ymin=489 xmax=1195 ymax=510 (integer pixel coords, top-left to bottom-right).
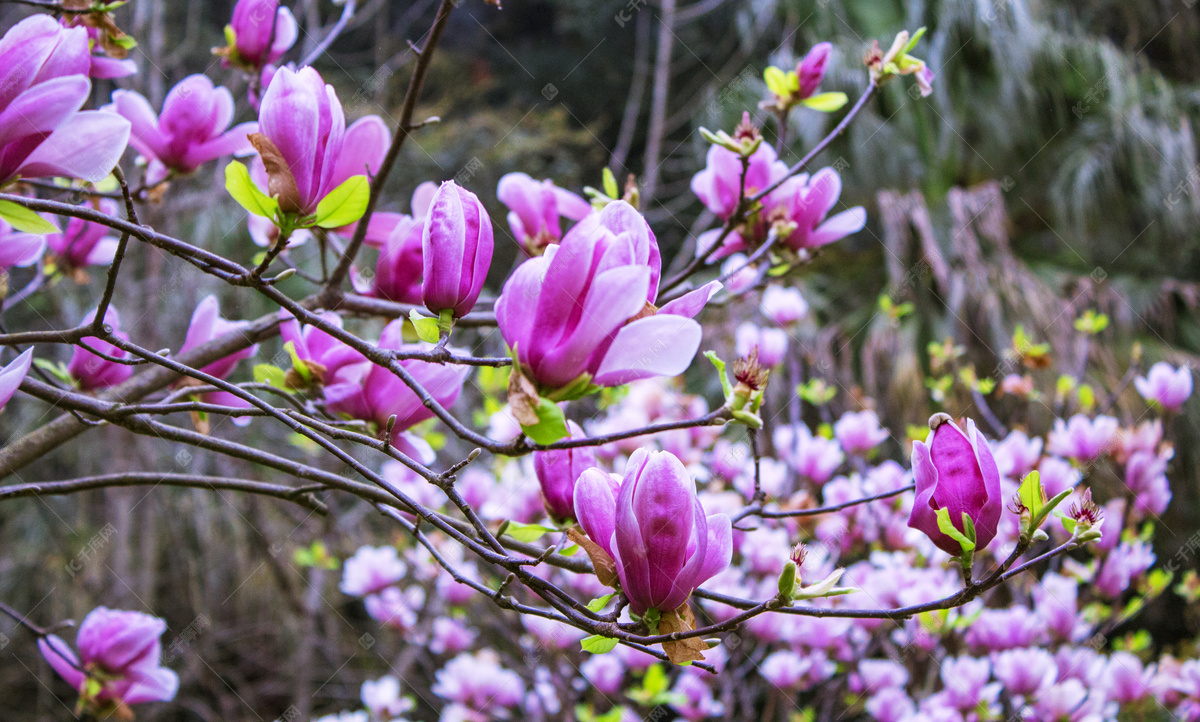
xmin=1047 ymin=414 xmax=1119 ymax=462
xmin=760 ymin=285 xmax=808 ymax=325
xmin=0 ymin=348 xmax=33 ymax=412
xmin=279 ymin=310 xmax=363 ymax=382
xmin=68 ymin=307 xmax=133 ymax=391
xmin=496 ymin=171 xmax=591 ymax=253
xmin=691 ymin=137 xmax=789 ymax=220
xmin=38 ymin=607 xmax=178 ymax=708
xmin=1134 ymin=361 xmax=1193 ymax=411
xmin=834 ymin=410 xmax=889 ymax=454
xmin=355 ymin=182 xmax=436 ymax=303
xmin=322 ymin=319 xmax=468 ymax=463
xmin=64 ymin=22 xmax=137 ymax=79
xmin=0 ymin=16 xmax=131 ymax=186
xmin=46 ymin=200 xmax=121 ymax=272
xmin=433 ymin=650 xmax=525 ymax=716
xmin=107 ymin=74 xmax=257 ymax=185
xmin=0 ymin=217 xmax=48 ymax=269
xmin=360 ymin=675 xmax=414 ymax=720
xmin=250 ymin=66 xmax=346 ymax=215
xmin=797 ymin=42 xmax=833 ymax=99
xmin=180 ymin=295 xmax=259 ymax=423
xmin=422 ymin=181 xmax=494 ymax=318
xmin=573 ymin=449 xmax=732 ymax=614
xmin=765 ymin=167 xmax=866 ymax=251
xmin=908 ymin=414 xmax=1003 ymax=556
xmin=340 ymin=545 xmax=407 ymax=597
xmin=222 ymin=0 xmax=298 ymax=70
xmin=496 ymin=201 xmax=719 ymax=392
xmin=532 ymin=420 xmax=596 ymax=522
xmin=775 ymin=424 xmax=844 ymax=485
xmin=735 ymin=322 xmax=789 ymax=366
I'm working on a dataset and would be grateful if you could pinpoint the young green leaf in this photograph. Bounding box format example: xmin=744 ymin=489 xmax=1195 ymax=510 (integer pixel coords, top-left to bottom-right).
xmin=586 ymin=592 xmax=617 ymax=612
xmin=0 ymin=200 xmax=58 ymax=234
xmin=224 ymin=161 xmax=279 ymax=219
xmin=253 ymin=364 xmax=288 ymax=390
xmin=521 ymin=397 xmax=570 ymax=444
xmin=705 ymin=351 xmax=732 ymax=399
xmin=801 ymin=92 xmax=849 ymax=112
xmin=501 ymin=521 xmax=555 ymax=543
xmin=935 ymin=507 xmax=976 ymax=553
xmin=580 ymin=635 xmax=618 ymax=654
xmin=311 ymin=175 xmax=369 ymax=229
xmin=408 ymin=310 xmax=441 ymax=343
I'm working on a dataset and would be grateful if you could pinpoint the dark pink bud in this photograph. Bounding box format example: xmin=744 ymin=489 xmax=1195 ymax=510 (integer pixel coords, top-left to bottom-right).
xmin=797 ymin=42 xmax=832 ymax=99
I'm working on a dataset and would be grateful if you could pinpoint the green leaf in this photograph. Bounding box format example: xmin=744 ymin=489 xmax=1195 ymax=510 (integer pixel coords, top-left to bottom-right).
xmin=642 ymin=663 xmax=668 ymax=694
xmin=0 ymin=200 xmax=57 ymax=234
xmin=559 ymin=543 xmax=580 ymax=556
xmin=904 ymin=26 xmax=927 ymax=53
xmin=502 ymin=521 xmax=555 ymax=543
xmin=311 ymin=174 xmax=369 ymax=229
xmin=1018 ymin=471 xmax=1045 ymax=520
xmin=763 ymin=66 xmax=790 ymax=96
xmin=33 ymin=358 xmax=72 ymax=385
xmin=801 ymin=92 xmax=849 ymax=112
xmin=408 ymin=310 xmax=441 ymax=343
xmin=602 ymin=167 xmax=618 ymax=198
xmin=935 ymin=507 xmax=975 ymax=552
xmin=581 ymin=635 xmax=618 ymax=654
xmin=224 ymin=161 xmax=279 ymax=219
xmin=705 ymin=351 xmax=732 ymax=399
xmin=254 ymin=364 xmax=288 ymax=389
xmin=586 ymin=592 xmax=616 ymax=612
xmin=521 ymin=397 xmax=569 ymax=444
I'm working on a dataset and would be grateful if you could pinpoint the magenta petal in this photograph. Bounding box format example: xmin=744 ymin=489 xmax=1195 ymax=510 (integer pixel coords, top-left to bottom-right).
xmin=0 ymin=75 xmax=90 ymax=149
xmin=694 ymin=513 xmax=733 ymax=586
xmin=39 ymin=635 xmax=85 ymax=691
xmin=808 ymin=207 xmax=866 ymax=247
xmin=574 ymin=467 xmax=620 ymax=558
xmin=107 ymin=89 xmax=163 ymax=161
xmin=592 ymin=314 xmax=702 ymax=387
xmin=17 ymin=110 xmax=131 ymax=183
xmin=0 ymin=348 xmax=33 ymax=410
xmin=658 ymin=280 xmax=721 ymax=319
xmin=89 ymin=56 xmax=138 ymax=79
xmin=553 ymin=186 xmax=592 ymax=220
xmin=122 ymin=666 xmax=180 ymax=704
xmin=332 ymin=115 xmax=390 ymax=185
xmin=0 ymin=229 xmax=47 ymax=268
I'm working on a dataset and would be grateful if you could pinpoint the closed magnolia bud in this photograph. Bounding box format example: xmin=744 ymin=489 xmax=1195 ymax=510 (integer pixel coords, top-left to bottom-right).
xmin=797 ymin=42 xmax=832 ymax=99
xmin=532 ymin=421 xmax=595 ymax=522
xmin=421 ymin=181 xmax=494 ymax=319
xmin=908 ymin=413 xmax=1003 ymax=556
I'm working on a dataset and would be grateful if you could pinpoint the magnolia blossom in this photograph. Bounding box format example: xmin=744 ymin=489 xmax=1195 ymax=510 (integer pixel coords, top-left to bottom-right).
xmin=734 ymin=323 xmax=789 ymax=367
xmin=322 ymin=319 xmax=468 ymax=463
xmin=422 ymin=181 xmax=494 ymax=318
xmin=0 ymin=16 xmax=131 ymax=186
xmin=1134 ymin=361 xmax=1193 ymax=411
xmin=180 ymin=295 xmax=259 ymax=423
xmin=573 ymin=449 xmax=732 ymax=614
xmin=760 ymin=285 xmax=808 ymax=325
xmin=355 ymin=182 xmax=436 ymax=303
xmin=250 ymin=66 xmax=346 ymax=215
xmin=765 ymin=167 xmax=867 ymax=251
xmin=532 ymin=420 xmax=595 ymax=521
xmin=496 ymin=172 xmax=591 ymax=252
xmin=432 ymin=650 xmax=524 ymax=717
xmin=39 ymin=607 xmax=178 ymax=708
xmin=361 ymin=675 xmax=414 ymax=720
xmin=0 ymin=218 xmax=47 ymax=269
xmin=797 ymin=42 xmax=833 ymax=98
xmin=221 ymin=0 xmax=298 ymax=70
xmin=340 ymin=545 xmax=407 ymax=597
xmin=834 ymin=410 xmax=889 ymax=455
xmin=107 ymin=74 xmax=257 ymax=185
xmin=908 ymin=414 xmax=1003 ymax=556
xmin=67 ymin=21 xmax=137 ymax=79
xmin=496 ymin=201 xmax=719 ymax=392
xmin=68 ymin=307 xmax=133 ymax=391
xmin=1047 ymin=414 xmax=1119 ymax=462
xmin=775 ymin=424 xmax=844 ymax=485
xmin=46 ymin=200 xmax=121 ymax=272
xmin=0 ymin=348 xmax=32 ymax=412
xmin=691 ymin=135 xmax=789 ymax=220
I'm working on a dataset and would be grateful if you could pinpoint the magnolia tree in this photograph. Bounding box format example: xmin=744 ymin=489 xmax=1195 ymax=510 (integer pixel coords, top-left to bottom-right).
xmin=0 ymin=2 xmax=1196 ymax=721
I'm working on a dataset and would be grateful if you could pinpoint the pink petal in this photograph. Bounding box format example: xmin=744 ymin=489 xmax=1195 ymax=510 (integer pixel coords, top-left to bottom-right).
xmin=592 ymin=314 xmax=702 ymax=387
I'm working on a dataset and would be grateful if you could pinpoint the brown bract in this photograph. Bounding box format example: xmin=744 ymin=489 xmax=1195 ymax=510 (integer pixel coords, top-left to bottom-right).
xmin=566 ymin=528 xmax=618 ymax=588
xmin=248 ymin=133 xmax=302 ymax=214
xmin=507 ymin=366 xmax=541 ymax=427
xmin=659 ymin=602 xmax=708 ymax=664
